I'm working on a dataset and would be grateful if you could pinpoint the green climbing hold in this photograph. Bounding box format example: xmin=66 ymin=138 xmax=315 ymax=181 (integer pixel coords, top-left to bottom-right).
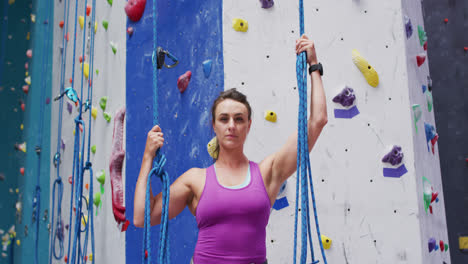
xmin=102 ymin=20 xmax=108 ymax=30
xmin=418 ymin=25 xmax=427 ymax=46
xmin=103 ymin=112 xmax=112 ymax=123
xmin=93 ymin=192 xmax=101 ymax=207
xmin=110 ymin=42 xmax=117 ymax=54
xmin=412 ymin=104 xmax=422 ymax=133
xmin=97 ymin=170 xmax=105 ymax=185
xmin=96 ymin=69 xmax=99 ymax=75
xmin=426 ymin=91 xmax=433 ymax=112
xmin=91 ymin=145 xmax=96 ymax=154
xmin=445 ymin=243 xmax=448 ymax=251
xmin=99 ymin=96 xmax=107 ymax=111
xmin=107 ymin=0 xmax=112 ymax=6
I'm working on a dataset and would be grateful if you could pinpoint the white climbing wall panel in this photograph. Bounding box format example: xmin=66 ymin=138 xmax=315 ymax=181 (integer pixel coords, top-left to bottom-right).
xmin=223 ymin=0 xmax=450 ymax=263
xmin=50 ymin=0 xmax=126 ymax=262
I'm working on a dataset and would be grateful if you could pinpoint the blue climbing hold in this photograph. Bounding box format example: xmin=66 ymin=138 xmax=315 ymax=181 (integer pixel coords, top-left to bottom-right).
xmin=273 ymin=197 xmax=289 ymax=211
xmin=203 ymin=59 xmax=212 ymax=78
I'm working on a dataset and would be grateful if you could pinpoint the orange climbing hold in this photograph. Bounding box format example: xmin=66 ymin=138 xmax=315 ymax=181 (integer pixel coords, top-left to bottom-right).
xmin=79 ymin=55 xmax=86 ymax=63
xmin=59 ymin=21 xmax=64 ymax=28
xmin=85 ymin=183 xmax=89 ymax=190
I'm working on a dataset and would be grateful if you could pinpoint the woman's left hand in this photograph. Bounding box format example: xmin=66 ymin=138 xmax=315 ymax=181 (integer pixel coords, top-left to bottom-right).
xmin=295 ymin=34 xmax=318 ymax=66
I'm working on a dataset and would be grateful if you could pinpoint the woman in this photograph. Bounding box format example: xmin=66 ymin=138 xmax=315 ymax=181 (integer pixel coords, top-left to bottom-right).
xmin=133 ymin=34 xmax=328 ymax=264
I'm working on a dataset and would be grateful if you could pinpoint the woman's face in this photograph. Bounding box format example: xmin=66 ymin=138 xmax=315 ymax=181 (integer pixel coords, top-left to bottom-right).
xmin=213 ymin=99 xmax=251 ymax=151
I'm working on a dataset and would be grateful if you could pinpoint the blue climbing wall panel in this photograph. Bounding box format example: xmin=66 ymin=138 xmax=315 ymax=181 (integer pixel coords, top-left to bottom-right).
xmin=126 ymin=0 xmax=224 ymax=262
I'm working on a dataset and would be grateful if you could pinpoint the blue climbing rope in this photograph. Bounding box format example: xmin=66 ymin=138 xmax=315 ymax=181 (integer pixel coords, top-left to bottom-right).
xmin=32 ymin=0 xmax=52 ymax=262
xmin=142 ymin=0 xmax=172 ymax=262
xmin=64 ymin=0 xmax=97 ymax=261
xmin=49 ymin=0 xmax=71 ymax=262
xmin=293 ymin=0 xmax=328 ymax=264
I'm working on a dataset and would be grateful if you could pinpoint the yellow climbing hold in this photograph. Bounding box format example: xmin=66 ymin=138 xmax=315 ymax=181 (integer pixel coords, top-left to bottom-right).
xmin=15 ymin=188 xmax=19 ymax=193
xmin=8 ymin=0 xmax=15 ymax=5
xmin=81 ymin=62 xmax=89 ymax=79
xmin=20 ymin=124 xmax=23 ymax=130
xmin=89 ymin=253 xmax=93 ymax=261
xmin=94 ymin=22 xmax=98 ymax=33
xmin=81 ymin=214 xmax=88 ymax=226
xmin=79 ymin=16 xmax=84 ymax=30
xmin=26 ymin=32 xmax=30 ymax=40
xmin=265 ymin=110 xmax=277 ymax=123
xmin=321 ymin=234 xmax=332 ymax=249
xmin=25 ymin=71 xmax=28 ymax=77
xmin=25 ymin=76 xmax=31 ymax=85
xmin=91 ymin=106 xmax=97 ymax=120
xmin=16 ymin=239 xmax=20 ymax=246
xmin=232 ymin=18 xmax=248 ymax=32
xmin=30 ymin=14 xmax=35 ymax=23
xmin=351 ymin=49 xmax=379 ymax=87
xmin=207 ymin=137 xmax=219 ymax=159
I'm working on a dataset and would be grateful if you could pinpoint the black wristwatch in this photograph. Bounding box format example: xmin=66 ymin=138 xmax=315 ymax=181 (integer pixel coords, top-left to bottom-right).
xmin=308 ymin=62 xmax=323 ymax=76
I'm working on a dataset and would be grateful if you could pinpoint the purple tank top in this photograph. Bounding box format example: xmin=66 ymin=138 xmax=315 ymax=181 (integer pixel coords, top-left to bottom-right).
xmin=193 ymin=161 xmax=271 ymax=264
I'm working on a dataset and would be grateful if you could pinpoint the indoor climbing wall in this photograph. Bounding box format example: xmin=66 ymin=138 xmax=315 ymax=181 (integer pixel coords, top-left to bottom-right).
xmin=48 ymin=0 xmax=127 ymax=262
xmin=222 ymin=0 xmax=450 ymax=263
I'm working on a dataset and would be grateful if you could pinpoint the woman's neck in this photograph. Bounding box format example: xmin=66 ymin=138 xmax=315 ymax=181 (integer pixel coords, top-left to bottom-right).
xmin=216 ymin=147 xmax=248 ymax=169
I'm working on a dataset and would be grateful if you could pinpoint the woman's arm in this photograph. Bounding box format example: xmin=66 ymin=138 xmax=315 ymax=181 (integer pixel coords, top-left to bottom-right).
xmin=133 ymin=125 xmax=194 ymax=227
xmin=261 ymin=35 xmax=328 ymax=189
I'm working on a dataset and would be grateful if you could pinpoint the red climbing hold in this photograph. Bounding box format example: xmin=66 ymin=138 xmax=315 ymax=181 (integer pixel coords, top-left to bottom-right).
xmin=423 ymin=41 xmax=427 ymax=51
xmin=79 ymin=55 xmax=86 ymax=63
xmin=127 ymin=27 xmax=134 ymax=36
xmin=429 ymin=205 xmax=433 ymax=214
xmin=440 ymin=240 xmax=445 ymax=251
xmin=121 ymin=219 xmax=130 ymax=232
xmin=22 ymin=85 xmax=29 ymax=94
xmin=84 ymin=255 xmax=88 ymax=262
xmin=464 ymin=47 xmax=468 ymax=52
xmin=124 ymin=0 xmax=146 ymax=22
xmin=68 ymin=175 xmax=73 ymax=184
xmin=59 ymin=21 xmax=64 ymax=28
xmin=65 ymin=33 xmax=69 ymax=42
xmin=64 ymin=255 xmax=68 ymax=263
xmin=177 ymin=71 xmax=192 ymax=93
xmin=20 ymin=102 xmax=25 ymax=112
xmin=431 ymin=191 xmax=439 ymax=203
xmin=145 ymin=250 xmax=148 ymax=259
xmin=417 ymin=54 xmax=426 ymax=67
xmin=444 ymin=18 xmax=448 ymax=23
xmin=20 ymin=167 xmax=25 ymax=176
xmin=86 ymin=5 xmax=91 ymax=16
xmin=69 ymin=77 xmax=73 ymax=84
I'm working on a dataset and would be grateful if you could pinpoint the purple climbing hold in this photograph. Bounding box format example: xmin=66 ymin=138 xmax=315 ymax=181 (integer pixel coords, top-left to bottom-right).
xmin=46 ymin=97 xmax=50 ymax=104
xmin=259 ymin=0 xmax=274 ymax=9
xmin=382 ymin=145 xmax=404 ymax=166
xmin=333 ymin=86 xmax=356 ymax=107
xmin=404 ymin=15 xmax=413 ymax=39
xmin=67 ymin=101 xmax=73 ymax=114
xmin=61 ymin=139 xmax=65 ymax=151
xmin=428 ymin=237 xmax=436 ymax=252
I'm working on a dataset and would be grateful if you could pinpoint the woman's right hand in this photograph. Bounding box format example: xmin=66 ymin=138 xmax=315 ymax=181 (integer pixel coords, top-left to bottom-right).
xmin=144 ymin=125 xmax=164 ymax=158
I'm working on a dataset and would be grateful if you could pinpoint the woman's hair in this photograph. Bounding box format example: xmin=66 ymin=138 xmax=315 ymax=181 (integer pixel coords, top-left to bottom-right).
xmin=210 ymin=88 xmax=252 ymax=159
xmin=211 ymin=88 xmax=252 ymax=124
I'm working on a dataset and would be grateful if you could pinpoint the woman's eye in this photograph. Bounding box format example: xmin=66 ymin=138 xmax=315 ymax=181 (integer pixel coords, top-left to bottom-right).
xmin=236 ymin=118 xmax=244 ymax=122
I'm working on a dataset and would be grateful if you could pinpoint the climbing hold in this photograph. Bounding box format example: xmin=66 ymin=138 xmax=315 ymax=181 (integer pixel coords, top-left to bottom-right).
xmin=207 ymin=136 xmax=219 ymax=159
xmin=321 ymin=234 xmax=332 ymax=249
xmin=20 ymin=167 xmax=25 ymax=176
xmin=99 ymin=96 xmax=107 ymax=111
xmin=381 ymin=145 xmax=403 ymax=166
xmin=64 ymin=256 xmax=68 ymax=263
xmin=65 ymin=32 xmax=69 ymax=42
xmin=25 ymin=76 xmax=31 ymax=85
xmin=94 ymin=22 xmax=97 ymax=33
xmin=46 ymin=97 xmax=50 ymax=104
xmin=66 ymin=102 xmax=73 ymax=114
xmin=260 ymin=0 xmax=274 ymax=9
xmin=89 ymin=253 xmax=93 ymax=262
xmin=16 ymin=239 xmax=20 ymax=246
xmin=352 ymin=49 xmax=379 ymax=87
xmin=417 ymin=53 xmax=426 ymax=67
xmin=444 ymin=18 xmax=448 ymax=23
xmin=404 ymin=15 xmax=413 ymax=39
xmin=79 ymin=16 xmax=84 ymax=30
xmin=124 ymin=0 xmax=147 ymax=22
xmin=20 ymin=102 xmax=25 ymax=112
xmin=91 ymin=106 xmax=97 ymax=120
xmin=412 ymin=104 xmax=422 ymax=133
xmin=93 ymin=192 xmax=101 ymax=210
xmin=272 ymin=197 xmax=289 ymax=210
xmin=59 ymin=21 xmax=64 ymax=28
xmin=102 ymin=20 xmax=109 ymax=30
xmin=426 ymin=90 xmax=433 ymax=112
xmin=91 ymin=145 xmax=96 ymax=154
xmin=79 ymin=55 xmax=86 ymax=63
xmin=431 ymin=191 xmax=438 ymax=203
xmin=107 ymin=0 xmax=113 ymax=6
xmin=110 ymin=42 xmax=117 ymax=54
xmin=15 ymin=142 xmax=26 ymax=153
xmin=418 ymin=25 xmax=427 ymax=46
xmin=81 ymin=215 xmax=87 ymax=226
xmin=333 ymin=86 xmax=356 ymax=107
xmin=177 ymin=71 xmax=191 ymax=93
xmin=202 ymin=60 xmax=212 ymax=78
xmin=85 ymin=183 xmax=89 ymax=190
xmin=22 ymin=85 xmax=29 ymax=94
xmin=96 ymin=69 xmax=99 ymax=75
xmin=86 ymin=5 xmax=91 ymax=16
xmin=127 ymin=27 xmax=134 ymax=36
xmin=264 ymin=110 xmax=277 ymax=122
xmin=440 ymin=240 xmax=445 ymax=251
xmin=424 ymin=123 xmax=438 ymax=154
xmin=428 ymin=237 xmax=436 ymax=252
xmin=232 ymin=18 xmax=248 ymax=32
xmin=26 ymin=49 xmax=32 ymax=58
xmin=97 ymin=170 xmax=106 ymax=194
xmin=81 ymin=62 xmax=89 ymax=79
xmin=25 ymin=62 xmax=28 ymax=70
xmin=104 ymin=112 xmax=112 ymax=122
xmin=427 ymin=76 xmax=432 ymax=92
xmin=31 ymin=14 xmax=36 ymax=23
xmin=20 ymin=124 xmax=23 ymax=130
xmin=464 ymin=47 xmax=468 ymax=52
xmin=423 ymin=41 xmax=428 ymax=51
xmin=422 ymin=176 xmax=432 ymax=213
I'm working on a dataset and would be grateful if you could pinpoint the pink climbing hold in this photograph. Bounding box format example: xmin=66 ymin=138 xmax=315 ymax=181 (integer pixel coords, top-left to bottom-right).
xmin=109 ymin=107 xmax=128 ymax=231
xmin=26 ymin=49 xmax=32 ymax=58
xmin=124 ymin=0 xmax=146 ymax=22
xmin=24 ymin=62 xmax=28 ymax=70
xmin=423 ymin=41 xmax=428 ymax=51
xmin=417 ymin=54 xmax=426 ymax=67
xmin=127 ymin=27 xmax=134 ymax=36
xmin=22 ymin=85 xmax=29 ymax=94
xmin=177 ymin=71 xmax=192 ymax=93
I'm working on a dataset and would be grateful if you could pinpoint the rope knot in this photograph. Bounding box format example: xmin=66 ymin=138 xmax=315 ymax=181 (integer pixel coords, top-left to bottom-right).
xmin=84 ymin=161 xmax=92 ymax=170
xmin=53 ymin=152 xmax=61 ymax=167
xmin=151 ymin=153 xmax=167 ymax=180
